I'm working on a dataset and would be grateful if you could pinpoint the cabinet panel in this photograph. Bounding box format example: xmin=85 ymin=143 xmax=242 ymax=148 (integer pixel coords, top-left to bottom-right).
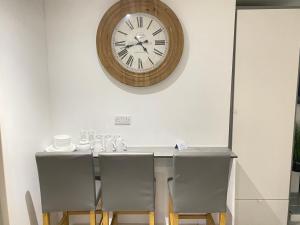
xmin=233 ymin=9 xmax=300 ymax=199
xmin=235 ymin=200 xmax=288 ymax=225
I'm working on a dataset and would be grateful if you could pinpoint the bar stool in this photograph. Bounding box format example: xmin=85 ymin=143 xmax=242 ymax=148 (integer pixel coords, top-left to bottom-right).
xmin=36 ymin=151 xmax=102 ymax=225
xmin=99 ymin=153 xmax=155 ymax=225
xmin=168 ymin=151 xmax=231 ymax=225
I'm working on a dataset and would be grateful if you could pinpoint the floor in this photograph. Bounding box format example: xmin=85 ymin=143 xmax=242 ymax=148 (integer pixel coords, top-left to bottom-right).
xmin=0 ymin=202 xmax=2 ymax=225
xmin=290 ymin=192 xmax=300 ymax=225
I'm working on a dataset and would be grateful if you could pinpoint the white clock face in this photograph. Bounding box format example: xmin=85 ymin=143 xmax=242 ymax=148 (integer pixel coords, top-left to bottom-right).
xmin=112 ymin=13 xmax=169 ymax=73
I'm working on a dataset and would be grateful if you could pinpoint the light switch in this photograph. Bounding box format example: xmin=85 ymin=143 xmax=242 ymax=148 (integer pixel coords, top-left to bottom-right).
xmin=115 ymin=116 xmax=131 ymax=125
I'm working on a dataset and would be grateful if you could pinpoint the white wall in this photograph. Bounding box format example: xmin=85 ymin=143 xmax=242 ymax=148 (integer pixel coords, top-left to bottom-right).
xmin=0 ymin=1 xmax=236 ymax=224
xmin=0 ymin=0 xmax=51 ymax=225
xmin=0 ymin=133 xmax=8 ymax=225
xmin=45 ymin=0 xmax=236 ymax=147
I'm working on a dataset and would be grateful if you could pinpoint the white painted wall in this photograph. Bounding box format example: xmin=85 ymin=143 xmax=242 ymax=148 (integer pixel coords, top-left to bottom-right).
xmin=0 ymin=1 xmax=236 ymax=224
xmin=0 ymin=133 xmax=8 ymax=225
xmin=45 ymin=0 xmax=236 ymax=147
xmin=0 ymin=1 xmax=51 ymax=225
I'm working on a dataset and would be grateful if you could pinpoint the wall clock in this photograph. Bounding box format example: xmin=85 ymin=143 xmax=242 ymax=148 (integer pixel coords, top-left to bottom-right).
xmin=96 ymin=0 xmax=184 ymax=87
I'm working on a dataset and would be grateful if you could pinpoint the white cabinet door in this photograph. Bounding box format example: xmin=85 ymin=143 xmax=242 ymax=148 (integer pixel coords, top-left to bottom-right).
xmin=235 ymin=200 xmax=288 ymax=225
xmin=233 ymin=9 xmax=300 ymax=200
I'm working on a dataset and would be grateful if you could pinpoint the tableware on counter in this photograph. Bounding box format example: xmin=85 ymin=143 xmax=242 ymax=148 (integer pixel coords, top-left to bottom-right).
xmin=53 ymin=135 xmax=72 ymax=149
xmin=105 ymin=135 xmax=115 ymax=152
xmin=94 ymin=134 xmax=104 ymax=152
xmin=88 ymin=130 xmax=95 ymax=150
xmin=45 ymin=135 xmax=76 ymax=152
xmin=79 ymin=130 xmax=89 ymax=144
xmin=115 ymin=136 xmax=127 ymax=151
xmin=45 ymin=143 xmax=76 ymax=152
xmin=76 ymin=143 xmax=91 ymax=151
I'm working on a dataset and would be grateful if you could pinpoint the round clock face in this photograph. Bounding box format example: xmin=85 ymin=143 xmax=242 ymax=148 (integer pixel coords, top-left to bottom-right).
xmin=111 ymin=13 xmax=169 ymax=73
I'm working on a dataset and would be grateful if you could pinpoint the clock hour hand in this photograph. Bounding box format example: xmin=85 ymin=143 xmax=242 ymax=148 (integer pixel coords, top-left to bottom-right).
xmin=124 ymin=43 xmax=135 ymax=49
xmin=134 ymin=37 xmax=149 ymax=54
xmin=124 ymin=40 xmax=148 ymax=49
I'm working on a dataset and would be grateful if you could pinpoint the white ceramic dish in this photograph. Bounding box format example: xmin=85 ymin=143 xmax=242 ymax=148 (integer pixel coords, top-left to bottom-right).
xmin=45 ymin=143 xmax=76 ymax=153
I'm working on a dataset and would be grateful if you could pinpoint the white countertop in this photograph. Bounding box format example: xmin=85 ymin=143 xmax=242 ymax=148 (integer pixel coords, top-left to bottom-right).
xmin=93 ymin=146 xmax=237 ymax=158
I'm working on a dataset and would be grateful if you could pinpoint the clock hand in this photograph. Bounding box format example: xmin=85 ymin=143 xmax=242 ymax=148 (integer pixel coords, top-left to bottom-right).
xmin=134 ymin=37 xmax=149 ymax=54
xmin=124 ymin=40 xmax=148 ymax=49
xmin=134 ymin=36 xmax=140 ymax=43
xmin=124 ymin=43 xmax=135 ymax=49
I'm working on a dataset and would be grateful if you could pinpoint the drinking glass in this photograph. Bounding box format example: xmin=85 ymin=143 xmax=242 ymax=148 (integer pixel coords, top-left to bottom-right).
xmin=94 ymin=134 xmax=104 ymax=152
xmin=88 ymin=130 xmax=95 ymax=150
xmin=80 ymin=130 xmax=89 ymax=144
xmin=104 ymin=135 xmax=114 ymax=152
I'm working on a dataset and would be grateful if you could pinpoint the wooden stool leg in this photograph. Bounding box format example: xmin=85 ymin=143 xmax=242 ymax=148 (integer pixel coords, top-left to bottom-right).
xmin=43 ymin=213 xmax=50 ymax=225
xmin=63 ymin=212 xmax=69 ymax=225
xmin=112 ymin=212 xmax=118 ymax=225
xmin=90 ymin=211 xmax=96 ymax=225
xmin=169 ymin=198 xmax=174 ymax=225
xmin=102 ymin=211 xmax=109 ymax=225
xmin=173 ymin=213 xmax=179 ymax=225
xmin=206 ymin=213 xmax=215 ymax=225
xmin=219 ymin=213 xmax=226 ymax=225
xmin=149 ymin=211 xmax=155 ymax=225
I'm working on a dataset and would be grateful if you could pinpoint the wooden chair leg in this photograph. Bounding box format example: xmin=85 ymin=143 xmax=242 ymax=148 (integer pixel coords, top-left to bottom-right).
xmin=169 ymin=198 xmax=174 ymax=225
xmin=112 ymin=212 xmax=118 ymax=225
xmin=207 ymin=213 xmax=215 ymax=225
xmin=219 ymin=213 xmax=226 ymax=225
xmin=173 ymin=213 xmax=179 ymax=225
xmin=149 ymin=211 xmax=155 ymax=225
xmin=102 ymin=211 xmax=109 ymax=225
xmin=63 ymin=212 xmax=69 ymax=225
xmin=43 ymin=213 xmax=50 ymax=225
xmin=90 ymin=211 xmax=96 ymax=225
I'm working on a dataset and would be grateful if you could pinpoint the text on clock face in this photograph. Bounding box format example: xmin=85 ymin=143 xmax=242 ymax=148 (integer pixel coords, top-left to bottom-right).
xmin=112 ymin=13 xmax=169 ymax=73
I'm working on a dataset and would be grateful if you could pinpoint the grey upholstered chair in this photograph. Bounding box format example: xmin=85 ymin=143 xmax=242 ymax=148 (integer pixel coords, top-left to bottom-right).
xmin=36 ymin=151 xmax=102 ymax=225
xmin=99 ymin=152 xmax=155 ymax=225
xmin=168 ymin=151 xmax=231 ymax=225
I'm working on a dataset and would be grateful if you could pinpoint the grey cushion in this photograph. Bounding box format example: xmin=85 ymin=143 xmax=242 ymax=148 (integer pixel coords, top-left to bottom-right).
xmin=99 ymin=152 xmax=155 ymax=211
xmin=170 ymin=151 xmax=231 ymax=213
xmin=36 ymin=151 xmax=99 ymax=212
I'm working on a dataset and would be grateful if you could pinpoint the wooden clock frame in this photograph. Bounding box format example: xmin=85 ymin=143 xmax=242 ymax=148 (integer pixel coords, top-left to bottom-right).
xmin=96 ymin=0 xmax=184 ymax=87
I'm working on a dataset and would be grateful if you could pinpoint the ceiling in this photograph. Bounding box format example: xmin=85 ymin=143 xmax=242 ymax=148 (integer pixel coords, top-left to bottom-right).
xmin=237 ymin=0 xmax=300 ymax=7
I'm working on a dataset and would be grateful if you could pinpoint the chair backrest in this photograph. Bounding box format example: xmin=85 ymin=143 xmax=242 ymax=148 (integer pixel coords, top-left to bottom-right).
xmin=36 ymin=151 xmax=96 ymax=212
xmin=172 ymin=151 xmax=231 ymax=213
xmin=99 ymin=153 xmax=155 ymax=211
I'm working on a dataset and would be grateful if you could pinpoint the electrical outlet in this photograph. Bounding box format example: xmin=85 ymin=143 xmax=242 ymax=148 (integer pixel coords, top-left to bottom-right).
xmin=115 ymin=116 xmax=131 ymax=125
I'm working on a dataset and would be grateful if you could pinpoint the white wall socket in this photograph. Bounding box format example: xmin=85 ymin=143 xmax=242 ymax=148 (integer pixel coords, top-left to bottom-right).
xmin=115 ymin=116 xmax=131 ymax=125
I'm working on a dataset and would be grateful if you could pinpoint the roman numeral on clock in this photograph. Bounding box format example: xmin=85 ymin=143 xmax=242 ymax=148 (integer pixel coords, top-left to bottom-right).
xmin=153 ymin=48 xmax=163 ymax=56
xmin=155 ymin=40 xmax=166 ymax=45
xmin=147 ymin=20 xmax=153 ymax=30
xmin=118 ymin=30 xmax=128 ymax=36
xmin=138 ymin=58 xmax=143 ymax=69
xmin=126 ymin=55 xmax=134 ymax=67
xmin=152 ymin=28 xmax=163 ymax=36
xmin=115 ymin=41 xmax=126 ymax=47
xmin=118 ymin=49 xmax=128 ymax=59
xmin=137 ymin=16 xmax=143 ymax=28
xmin=125 ymin=20 xmax=134 ymax=30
